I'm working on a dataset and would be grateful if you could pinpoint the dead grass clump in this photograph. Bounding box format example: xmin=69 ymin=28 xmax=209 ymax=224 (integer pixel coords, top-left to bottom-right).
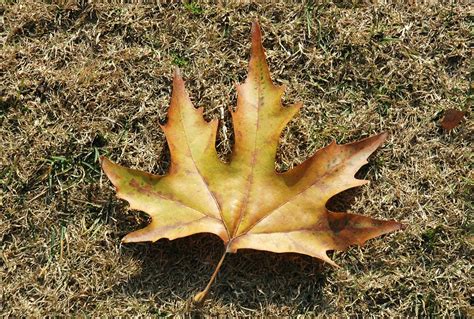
xmin=1 ymin=1 xmax=472 ymax=317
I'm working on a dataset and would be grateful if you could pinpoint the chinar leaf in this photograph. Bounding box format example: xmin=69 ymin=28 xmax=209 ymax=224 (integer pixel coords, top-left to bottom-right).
xmin=101 ymin=21 xmax=404 ymax=303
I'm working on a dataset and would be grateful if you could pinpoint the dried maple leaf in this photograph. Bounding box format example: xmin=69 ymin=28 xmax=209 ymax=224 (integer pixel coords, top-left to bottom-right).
xmin=440 ymin=108 xmax=466 ymax=131
xmin=101 ymin=22 xmax=403 ymax=302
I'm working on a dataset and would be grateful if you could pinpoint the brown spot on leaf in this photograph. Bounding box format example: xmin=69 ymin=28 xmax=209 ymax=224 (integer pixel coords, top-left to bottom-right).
xmin=129 ymin=178 xmax=153 ymax=195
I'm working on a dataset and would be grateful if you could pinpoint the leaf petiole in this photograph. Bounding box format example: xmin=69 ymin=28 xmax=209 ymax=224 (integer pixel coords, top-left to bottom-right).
xmin=193 ymin=245 xmax=228 ymax=304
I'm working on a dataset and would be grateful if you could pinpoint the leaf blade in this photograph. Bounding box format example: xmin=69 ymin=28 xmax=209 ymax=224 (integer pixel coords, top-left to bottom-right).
xmin=230 ymin=212 xmax=403 ymax=266
xmin=101 ymin=21 xmax=404 ymax=301
xmin=101 ymin=156 xmax=228 ymax=242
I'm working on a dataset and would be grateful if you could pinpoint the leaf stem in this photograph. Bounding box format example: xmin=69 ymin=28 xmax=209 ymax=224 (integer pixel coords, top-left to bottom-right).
xmin=193 ymin=247 xmax=228 ymax=303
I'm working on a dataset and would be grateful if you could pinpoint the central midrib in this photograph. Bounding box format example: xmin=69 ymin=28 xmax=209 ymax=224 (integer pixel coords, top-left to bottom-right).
xmin=232 ymin=76 xmax=264 ymax=238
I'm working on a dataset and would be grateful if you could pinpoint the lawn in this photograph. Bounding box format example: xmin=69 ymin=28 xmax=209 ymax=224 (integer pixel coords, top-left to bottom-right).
xmin=1 ymin=1 xmax=472 ymax=316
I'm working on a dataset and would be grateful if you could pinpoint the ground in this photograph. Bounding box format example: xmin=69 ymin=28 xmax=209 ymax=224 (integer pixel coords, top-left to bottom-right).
xmin=1 ymin=1 xmax=472 ymax=317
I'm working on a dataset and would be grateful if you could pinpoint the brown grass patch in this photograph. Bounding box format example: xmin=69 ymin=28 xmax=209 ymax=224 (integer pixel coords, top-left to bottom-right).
xmin=1 ymin=1 xmax=472 ymax=316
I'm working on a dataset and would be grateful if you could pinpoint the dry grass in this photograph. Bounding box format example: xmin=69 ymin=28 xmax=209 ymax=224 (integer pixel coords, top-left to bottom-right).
xmin=1 ymin=1 xmax=472 ymax=317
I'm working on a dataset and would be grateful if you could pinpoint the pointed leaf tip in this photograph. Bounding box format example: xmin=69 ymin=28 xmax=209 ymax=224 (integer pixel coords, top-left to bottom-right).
xmin=173 ymin=67 xmax=184 ymax=86
xmin=247 ymin=20 xmax=272 ymax=86
xmin=174 ymin=66 xmax=181 ymax=77
xmin=100 ymin=156 xmax=113 ymax=176
xmin=251 ymin=20 xmax=261 ymax=39
xmin=170 ymin=66 xmax=186 ymax=107
xmin=250 ymin=20 xmax=263 ymax=54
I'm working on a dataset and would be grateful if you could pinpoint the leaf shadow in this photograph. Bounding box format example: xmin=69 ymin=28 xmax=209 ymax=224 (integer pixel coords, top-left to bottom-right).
xmin=111 ymin=165 xmax=375 ymax=315
xmin=115 ymin=234 xmax=333 ymax=315
xmin=326 ymin=162 xmax=377 ymax=212
xmin=327 ymin=186 xmax=363 ymax=212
